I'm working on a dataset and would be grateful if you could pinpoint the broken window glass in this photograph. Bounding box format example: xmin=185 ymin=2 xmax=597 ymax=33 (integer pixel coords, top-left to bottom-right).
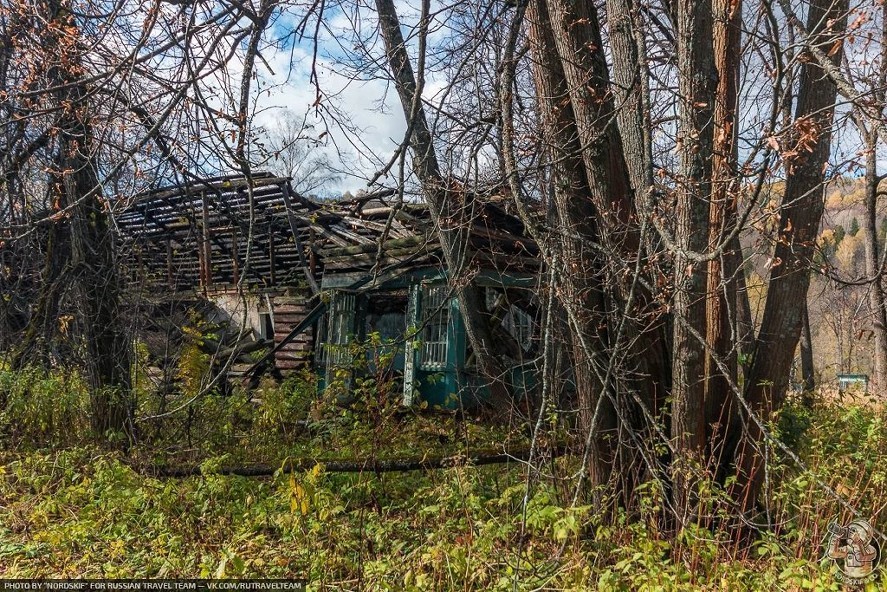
xmin=485 ymin=287 xmax=535 ymax=355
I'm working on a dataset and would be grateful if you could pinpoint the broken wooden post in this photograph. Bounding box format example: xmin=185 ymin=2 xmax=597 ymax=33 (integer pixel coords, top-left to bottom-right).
xmin=231 ymin=228 xmax=239 ymax=285
xmin=268 ymin=232 xmax=276 ymax=286
xmin=166 ymin=237 xmax=174 ymax=290
xmin=281 ymin=182 xmax=319 ymax=295
xmin=201 ymin=191 xmax=213 ymax=290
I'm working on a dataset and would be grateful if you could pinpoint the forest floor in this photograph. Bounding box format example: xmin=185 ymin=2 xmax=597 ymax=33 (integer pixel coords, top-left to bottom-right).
xmin=0 ymin=369 xmax=884 ymax=590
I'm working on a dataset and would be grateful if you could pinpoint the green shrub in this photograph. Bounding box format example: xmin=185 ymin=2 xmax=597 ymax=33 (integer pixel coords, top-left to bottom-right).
xmin=0 ymin=367 xmax=89 ymax=446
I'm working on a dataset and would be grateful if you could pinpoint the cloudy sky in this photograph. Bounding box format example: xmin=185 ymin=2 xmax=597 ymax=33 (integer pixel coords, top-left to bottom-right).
xmin=248 ymin=5 xmax=424 ymax=195
xmin=236 ymin=0 xmax=885 ymax=197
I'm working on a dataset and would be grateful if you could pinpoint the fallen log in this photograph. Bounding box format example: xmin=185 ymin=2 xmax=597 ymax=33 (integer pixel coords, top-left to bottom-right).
xmin=143 ymin=445 xmax=567 ymax=478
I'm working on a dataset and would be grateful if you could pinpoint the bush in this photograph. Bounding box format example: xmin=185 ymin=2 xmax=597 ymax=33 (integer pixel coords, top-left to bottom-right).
xmin=0 ymin=367 xmax=90 ymax=446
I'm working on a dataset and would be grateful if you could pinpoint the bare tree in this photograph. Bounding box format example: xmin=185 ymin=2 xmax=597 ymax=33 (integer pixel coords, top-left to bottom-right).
xmin=0 ymin=0 xmax=281 ymax=442
xmin=256 ymin=110 xmax=339 ymax=196
xmin=732 ymin=0 xmax=848 ymax=515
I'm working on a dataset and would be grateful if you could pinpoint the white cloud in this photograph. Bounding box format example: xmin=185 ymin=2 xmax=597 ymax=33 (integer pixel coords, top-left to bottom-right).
xmin=246 ymin=1 xmax=462 ymax=194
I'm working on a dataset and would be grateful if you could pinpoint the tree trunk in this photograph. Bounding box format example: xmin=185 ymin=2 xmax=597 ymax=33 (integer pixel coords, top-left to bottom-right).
xmin=10 ymin=216 xmax=70 ymax=370
xmin=537 ymin=0 xmax=672 ymax=401
xmin=607 ymin=0 xmax=653 ymax=205
xmin=53 ymin=1 xmax=133 ymax=439
xmin=66 ymin=139 xmax=133 ymax=438
xmin=670 ymin=0 xmax=716 ymax=517
xmin=735 ymin=255 xmax=754 ymax=368
xmin=799 ymin=300 xmax=815 ymax=402
xmin=524 ymin=0 xmax=617 ymax=499
xmin=520 ymin=0 xmax=673 ymax=509
xmin=542 ymin=0 xmax=634 ymax=241
xmin=705 ymin=0 xmax=744 ymax=484
xmin=862 ymin=133 xmax=887 ymax=391
xmin=732 ymin=0 xmax=848 ymax=517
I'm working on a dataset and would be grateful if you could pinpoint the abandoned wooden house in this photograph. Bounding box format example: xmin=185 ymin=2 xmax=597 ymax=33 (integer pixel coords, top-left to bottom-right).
xmin=117 ymin=172 xmax=542 ymax=408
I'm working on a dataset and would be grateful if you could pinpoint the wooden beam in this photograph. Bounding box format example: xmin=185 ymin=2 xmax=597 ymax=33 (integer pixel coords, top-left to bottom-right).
xmin=231 ymin=229 xmax=239 ymax=285
xmin=201 ymin=191 xmax=213 ymax=289
xmin=166 ymin=238 xmax=174 ymax=290
xmin=268 ymin=232 xmax=276 ymax=286
xmin=280 ymin=182 xmax=320 ymax=295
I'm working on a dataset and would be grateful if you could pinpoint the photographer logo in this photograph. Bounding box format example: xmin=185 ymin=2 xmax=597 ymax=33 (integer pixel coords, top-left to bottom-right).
xmin=824 ymin=517 xmax=880 ymax=585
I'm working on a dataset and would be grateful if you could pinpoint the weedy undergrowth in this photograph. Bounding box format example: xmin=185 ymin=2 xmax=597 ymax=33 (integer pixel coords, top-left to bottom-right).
xmin=0 ymin=370 xmax=885 ymax=590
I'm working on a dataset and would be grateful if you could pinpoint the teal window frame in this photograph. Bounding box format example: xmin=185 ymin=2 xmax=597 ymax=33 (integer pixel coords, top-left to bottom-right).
xmin=419 ymin=283 xmax=450 ymax=371
xmin=319 ymin=291 xmax=356 ymax=369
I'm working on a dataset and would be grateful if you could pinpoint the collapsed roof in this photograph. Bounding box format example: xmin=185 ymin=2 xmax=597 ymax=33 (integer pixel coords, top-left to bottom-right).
xmin=116 ymin=172 xmax=540 ymax=293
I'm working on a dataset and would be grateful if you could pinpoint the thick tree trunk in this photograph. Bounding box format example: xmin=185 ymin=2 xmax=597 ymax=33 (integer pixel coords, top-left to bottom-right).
xmin=9 ymin=1 xmax=132 ymax=441
xmin=541 ymin=0 xmax=671 ymax=380
xmin=705 ymin=0 xmax=744 ymax=483
xmin=862 ymin=135 xmax=887 ymax=391
xmin=732 ymin=0 xmax=847 ymax=517
xmin=607 ymin=0 xmax=652 ymax=204
xmin=542 ymin=0 xmax=634 ymax=241
xmin=522 ymin=0 xmax=672 ymax=508
xmin=525 ymin=0 xmax=617 ymax=498
xmin=55 ymin=2 xmax=133 ymax=438
xmin=65 ymin=138 xmax=133 ymax=437
xmin=670 ymin=0 xmax=716 ymax=517
xmin=10 ymin=218 xmax=70 ymax=369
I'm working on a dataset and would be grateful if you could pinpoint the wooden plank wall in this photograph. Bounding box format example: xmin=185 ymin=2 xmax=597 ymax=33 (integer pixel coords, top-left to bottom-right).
xmin=272 ymin=292 xmax=315 ymax=372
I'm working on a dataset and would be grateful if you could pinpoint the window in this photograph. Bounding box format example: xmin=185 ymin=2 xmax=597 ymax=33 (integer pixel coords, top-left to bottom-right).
xmin=503 ymin=305 xmax=533 ymax=353
xmin=486 ymin=287 xmax=534 ymax=354
xmin=363 ymin=292 xmax=407 ymax=370
xmin=258 ymin=312 xmax=274 ymax=342
xmin=319 ymin=292 xmax=355 ymax=367
xmin=420 ymin=284 xmax=449 ymax=370
xmin=364 ymin=292 xmax=407 ymax=342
